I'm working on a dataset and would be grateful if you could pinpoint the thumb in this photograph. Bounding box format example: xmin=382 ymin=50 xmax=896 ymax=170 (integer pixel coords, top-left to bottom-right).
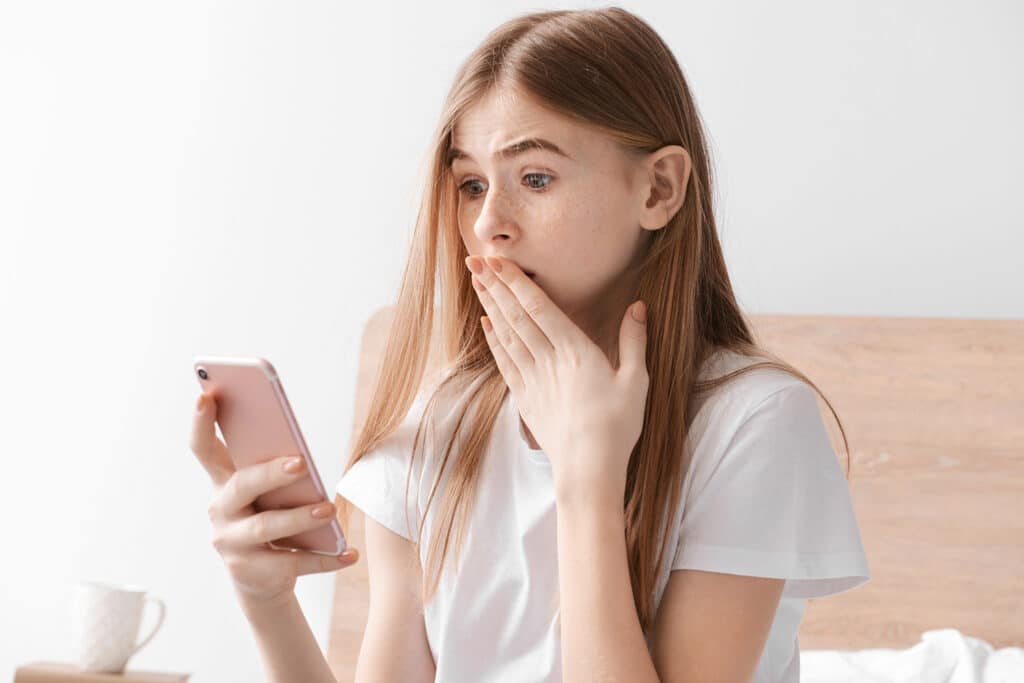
xmin=189 ymin=392 xmax=234 ymax=485
xmin=618 ymin=300 xmax=647 ymax=376
xmin=293 ymin=547 xmax=361 ymax=576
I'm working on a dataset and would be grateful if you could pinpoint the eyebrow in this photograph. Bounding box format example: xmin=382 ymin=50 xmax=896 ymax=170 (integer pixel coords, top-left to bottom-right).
xmin=446 ymin=137 xmax=573 ymax=166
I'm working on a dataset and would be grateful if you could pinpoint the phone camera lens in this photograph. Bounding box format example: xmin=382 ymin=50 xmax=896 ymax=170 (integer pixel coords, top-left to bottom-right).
xmin=197 ymin=368 xmax=208 ymax=380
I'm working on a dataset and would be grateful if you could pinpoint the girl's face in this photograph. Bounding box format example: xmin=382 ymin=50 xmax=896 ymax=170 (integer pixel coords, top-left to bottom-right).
xmin=451 ymin=86 xmax=652 ymax=335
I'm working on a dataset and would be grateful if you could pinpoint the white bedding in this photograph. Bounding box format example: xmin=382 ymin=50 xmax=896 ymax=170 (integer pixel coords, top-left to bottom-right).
xmin=800 ymin=629 xmax=1024 ymax=683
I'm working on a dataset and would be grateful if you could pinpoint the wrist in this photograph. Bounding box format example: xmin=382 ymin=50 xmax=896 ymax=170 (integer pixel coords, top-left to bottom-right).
xmin=555 ymin=495 xmax=627 ymax=539
xmin=236 ymin=586 xmax=299 ymax=624
xmin=554 ymin=472 xmax=625 ymax=514
xmin=554 ymin=479 xmax=625 ymax=517
xmin=552 ymin=445 xmax=627 ymax=511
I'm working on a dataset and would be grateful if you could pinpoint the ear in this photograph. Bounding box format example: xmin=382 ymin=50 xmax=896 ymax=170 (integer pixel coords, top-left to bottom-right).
xmin=636 ymin=145 xmax=691 ymax=231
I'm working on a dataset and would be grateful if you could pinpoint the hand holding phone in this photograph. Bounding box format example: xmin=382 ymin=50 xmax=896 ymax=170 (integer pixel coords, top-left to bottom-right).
xmin=189 ymin=356 xmax=358 ymax=607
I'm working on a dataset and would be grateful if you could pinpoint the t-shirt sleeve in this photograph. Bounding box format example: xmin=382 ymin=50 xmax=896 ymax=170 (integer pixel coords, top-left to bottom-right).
xmin=672 ymin=382 xmax=871 ymax=599
xmin=335 ymin=394 xmax=429 ymax=543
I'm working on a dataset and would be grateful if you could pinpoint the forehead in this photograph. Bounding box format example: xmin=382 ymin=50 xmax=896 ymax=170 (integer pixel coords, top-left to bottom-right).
xmin=450 ymin=88 xmax=590 ymax=160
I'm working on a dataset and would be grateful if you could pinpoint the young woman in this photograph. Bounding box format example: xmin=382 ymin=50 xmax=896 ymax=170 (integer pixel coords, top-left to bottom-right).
xmin=192 ymin=7 xmax=870 ymax=683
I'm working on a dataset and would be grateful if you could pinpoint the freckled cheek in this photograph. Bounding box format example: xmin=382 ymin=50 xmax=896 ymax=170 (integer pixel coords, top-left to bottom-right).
xmin=558 ymin=205 xmax=630 ymax=283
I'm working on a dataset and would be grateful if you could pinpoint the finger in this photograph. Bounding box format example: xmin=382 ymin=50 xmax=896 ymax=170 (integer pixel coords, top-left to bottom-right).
xmin=480 ymin=315 xmax=525 ymax=397
xmin=239 ymin=545 xmax=360 ymax=576
xmin=472 ymin=273 xmax=533 ymax=376
xmin=484 ymin=255 xmax=580 ymax=349
xmin=189 ymin=392 xmax=234 ymax=486
xmin=236 ymin=499 xmax=337 ymax=546
xmin=473 ymin=257 xmax=553 ymax=360
xmin=618 ymin=300 xmax=648 ymax=376
xmin=220 ymin=454 xmax=310 ymax=516
xmin=293 ymin=547 xmax=360 ymax=575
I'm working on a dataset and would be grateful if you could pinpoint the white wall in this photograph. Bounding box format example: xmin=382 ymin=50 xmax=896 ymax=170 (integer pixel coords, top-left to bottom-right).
xmin=1 ymin=1 xmax=1019 ymax=681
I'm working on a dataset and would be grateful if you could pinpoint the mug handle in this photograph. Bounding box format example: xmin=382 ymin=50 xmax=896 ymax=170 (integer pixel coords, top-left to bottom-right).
xmin=129 ymin=595 xmax=166 ymax=656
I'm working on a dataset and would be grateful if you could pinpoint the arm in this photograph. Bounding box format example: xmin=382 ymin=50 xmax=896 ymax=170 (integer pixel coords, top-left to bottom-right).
xmin=238 ymin=589 xmax=338 ymax=683
xmin=355 ymin=512 xmax=436 ymax=682
xmin=556 ymin=484 xmax=784 ymax=683
xmin=237 ymin=511 xmax=435 ymax=683
xmin=556 ymin=498 xmax=660 ymax=683
xmin=649 ymin=569 xmax=784 ymax=683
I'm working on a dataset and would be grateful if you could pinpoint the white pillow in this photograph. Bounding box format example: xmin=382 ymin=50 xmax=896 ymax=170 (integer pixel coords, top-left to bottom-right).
xmin=800 ymin=628 xmax=1024 ymax=683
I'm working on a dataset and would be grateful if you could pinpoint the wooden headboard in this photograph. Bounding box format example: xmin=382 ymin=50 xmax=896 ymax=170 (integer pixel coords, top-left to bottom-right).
xmin=326 ymin=309 xmax=1024 ymax=680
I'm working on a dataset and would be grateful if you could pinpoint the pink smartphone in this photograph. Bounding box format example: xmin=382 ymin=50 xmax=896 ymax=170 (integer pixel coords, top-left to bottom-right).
xmin=192 ymin=355 xmax=347 ymax=556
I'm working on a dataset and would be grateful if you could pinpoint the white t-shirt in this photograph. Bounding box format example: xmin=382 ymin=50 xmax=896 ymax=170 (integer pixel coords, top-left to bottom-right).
xmin=336 ymin=348 xmax=871 ymax=683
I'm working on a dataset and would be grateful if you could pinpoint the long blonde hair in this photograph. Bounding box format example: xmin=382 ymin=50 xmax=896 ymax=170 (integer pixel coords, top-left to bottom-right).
xmin=339 ymin=6 xmax=850 ymax=633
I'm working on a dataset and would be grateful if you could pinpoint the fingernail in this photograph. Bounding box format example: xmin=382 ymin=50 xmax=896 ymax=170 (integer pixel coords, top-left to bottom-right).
xmin=196 ymin=394 xmax=205 ymax=412
xmin=484 ymin=256 xmax=502 ymax=273
xmin=465 ymin=256 xmax=484 ymax=274
xmin=631 ymin=300 xmax=646 ymax=322
xmin=312 ymin=502 xmax=334 ymax=518
xmin=284 ymin=457 xmax=305 ymax=473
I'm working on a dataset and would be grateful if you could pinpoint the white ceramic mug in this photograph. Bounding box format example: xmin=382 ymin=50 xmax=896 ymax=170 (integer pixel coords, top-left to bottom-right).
xmin=70 ymin=580 xmax=166 ymax=673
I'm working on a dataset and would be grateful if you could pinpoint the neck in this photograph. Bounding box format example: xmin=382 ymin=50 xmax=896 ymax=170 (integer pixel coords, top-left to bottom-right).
xmin=567 ymin=275 xmax=639 ymax=371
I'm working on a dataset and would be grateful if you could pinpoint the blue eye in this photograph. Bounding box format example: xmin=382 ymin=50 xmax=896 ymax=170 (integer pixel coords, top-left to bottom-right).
xmin=458 ymin=173 xmax=553 ymax=201
xmin=523 ymin=172 xmax=552 ymax=190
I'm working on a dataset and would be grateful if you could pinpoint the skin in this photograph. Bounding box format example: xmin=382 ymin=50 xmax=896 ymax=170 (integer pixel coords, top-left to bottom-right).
xmin=451 ymin=85 xmax=691 ymax=447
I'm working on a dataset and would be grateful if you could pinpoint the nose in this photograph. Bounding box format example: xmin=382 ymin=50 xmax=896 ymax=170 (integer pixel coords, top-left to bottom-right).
xmin=471 ymin=184 xmax=523 ymax=244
